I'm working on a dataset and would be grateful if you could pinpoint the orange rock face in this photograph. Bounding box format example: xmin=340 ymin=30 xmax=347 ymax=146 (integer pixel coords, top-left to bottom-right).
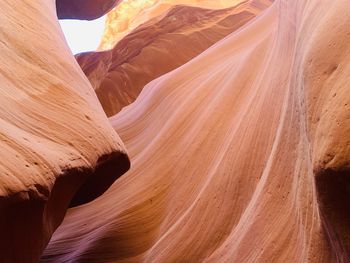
xmin=43 ymin=0 xmax=350 ymax=262
xmin=98 ymin=0 xmax=247 ymax=50
xmin=0 ymin=0 xmax=129 ymax=262
xmin=77 ymin=1 xmax=271 ymax=116
xmin=3 ymin=0 xmax=350 ymax=262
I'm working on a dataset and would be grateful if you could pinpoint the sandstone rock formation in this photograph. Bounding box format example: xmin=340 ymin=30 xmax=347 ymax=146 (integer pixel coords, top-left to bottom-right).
xmin=77 ymin=0 xmax=271 ymax=116
xmin=98 ymin=0 xmax=247 ymax=50
xmin=56 ymin=0 xmax=121 ymax=20
xmin=0 ymin=1 xmax=129 ymax=262
xmin=43 ymin=0 xmax=350 ymax=262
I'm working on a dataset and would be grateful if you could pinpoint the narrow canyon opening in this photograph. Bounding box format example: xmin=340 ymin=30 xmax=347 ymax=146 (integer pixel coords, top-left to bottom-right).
xmin=58 ymin=16 xmax=106 ymax=54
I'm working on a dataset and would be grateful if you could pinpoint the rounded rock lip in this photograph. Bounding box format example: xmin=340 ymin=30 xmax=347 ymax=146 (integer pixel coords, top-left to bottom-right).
xmin=0 ymin=150 xmax=130 ymax=263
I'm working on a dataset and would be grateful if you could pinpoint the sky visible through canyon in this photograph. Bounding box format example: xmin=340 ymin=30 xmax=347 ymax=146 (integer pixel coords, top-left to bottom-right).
xmin=59 ymin=16 xmax=106 ymax=54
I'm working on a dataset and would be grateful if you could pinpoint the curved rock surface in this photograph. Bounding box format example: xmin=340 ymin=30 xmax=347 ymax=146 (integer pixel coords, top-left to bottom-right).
xmin=0 ymin=0 xmax=129 ymax=262
xmin=56 ymin=0 xmax=121 ymax=20
xmin=98 ymin=0 xmax=249 ymax=50
xmin=77 ymin=0 xmax=271 ymax=116
xmin=44 ymin=0 xmax=350 ymax=262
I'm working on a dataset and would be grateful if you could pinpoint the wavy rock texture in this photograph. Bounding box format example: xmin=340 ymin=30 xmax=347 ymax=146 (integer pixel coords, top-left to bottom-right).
xmin=41 ymin=0 xmax=350 ymax=262
xmin=98 ymin=0 xmax=248 ymax=50
xmin=56 ymin=0 xmax=121 ymax=20
xmin=77 ymin=1 xmax=271 ymax=117
xmin=43 ymin=0 xmax=350 ymax=262
xmin=0 ymin=0 xmax=129 ymax=262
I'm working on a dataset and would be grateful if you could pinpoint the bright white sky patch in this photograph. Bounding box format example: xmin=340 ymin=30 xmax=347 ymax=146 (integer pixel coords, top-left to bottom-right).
xmin=59 ymin=16 xmax=106 ymax=55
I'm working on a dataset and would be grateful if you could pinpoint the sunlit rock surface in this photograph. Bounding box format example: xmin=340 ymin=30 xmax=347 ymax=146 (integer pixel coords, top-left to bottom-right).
xmin=77 ymin=0 xmax=271 ymax=116
xmin=43 ymin=0 xmax=350 ymax=262
xmin=0 ymin=1 xmax=129 ymax=262
xmin=98 ymin=0 xmax=257 ymax=50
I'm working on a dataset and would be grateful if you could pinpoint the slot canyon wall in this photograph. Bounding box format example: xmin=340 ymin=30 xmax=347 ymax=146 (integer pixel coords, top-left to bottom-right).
xmin=97 ymin=0 xmax=263 ymax=50
xmin=0 ymin=0 xmax=129 ymax=262
xmin=0 ymin=0 xmax=350 ymax=262
xmin=56 ymin=0 xmax=122 ymax=20
xmin=45 ymin=0 xmax=350 ymax=262
xmin=76 ymin=0 xmax=272 ymax=116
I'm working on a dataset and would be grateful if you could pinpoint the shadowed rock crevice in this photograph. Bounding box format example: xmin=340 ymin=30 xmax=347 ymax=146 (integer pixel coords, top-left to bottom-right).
xmin=0 ymin=167 xmax=89 ymax=262
xmin=56 ymin=0 xmax=120 ymax=20
xmin=0 ymin=150 xmax=130 ymax=262
xmin=316 ymin=168 xmax=350 ymax=262
xmin=70 ymin=151 xmax=130 ymax=207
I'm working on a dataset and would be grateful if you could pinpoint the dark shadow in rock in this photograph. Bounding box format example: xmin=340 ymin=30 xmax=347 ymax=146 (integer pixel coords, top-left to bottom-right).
xmin=316 ymin=168 xmax=350 ymax=262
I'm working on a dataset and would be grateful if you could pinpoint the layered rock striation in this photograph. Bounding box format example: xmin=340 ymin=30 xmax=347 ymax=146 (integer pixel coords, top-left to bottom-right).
xmin=98 ymin=0 xmax=249 ymax=50
xmin=77 ymin=0 xmax=271 ymax=116
xmin=0 ymin=1 xmax=129 ymax=262
xmin=44 ymin=0 xmax=350 ymax=262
